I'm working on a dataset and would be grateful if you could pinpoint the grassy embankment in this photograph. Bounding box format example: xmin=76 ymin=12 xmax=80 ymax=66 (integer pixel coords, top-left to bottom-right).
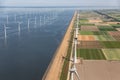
xmin=60 ymin=28 xmax=74 ymax=80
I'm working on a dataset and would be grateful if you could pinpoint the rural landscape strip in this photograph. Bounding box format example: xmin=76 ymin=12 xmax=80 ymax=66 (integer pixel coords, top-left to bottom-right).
xmin=77 ymin=10 xmax=120 ymax=61
xmin=43 ymin=10 xmax=120 ymax=80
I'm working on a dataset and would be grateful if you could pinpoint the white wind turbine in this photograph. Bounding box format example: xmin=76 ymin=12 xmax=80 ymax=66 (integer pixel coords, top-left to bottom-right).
xmin=70 ymin=34 xmax=80 ymax=80
xmin=34 ymin=16 xmax=37 ymax=28
xmin=70 ymin=13 xmax=80 ymax=80
xmin=28 ymin=19 xmax=30 ymax=32
xmin=6 ymin=15 xmax=9 ymax=24
xmin=4 ymin=24 xmax=7 ymax=39
xmin=40 ymin=16 xmax=42 ymax=26
xmin=4 ymin=24 xmax=7 ymax=46
xmin=14 ymin=14 xmax=17 ymax=22
xmin=18 ymin=22 xmax=22 ymax=37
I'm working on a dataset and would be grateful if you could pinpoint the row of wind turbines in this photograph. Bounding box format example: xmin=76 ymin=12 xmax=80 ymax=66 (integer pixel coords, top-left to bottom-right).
xmin=2 ymin=11 xmax=59 ymax=46
xmin=70 ymin=12 xmax=80 ymax=80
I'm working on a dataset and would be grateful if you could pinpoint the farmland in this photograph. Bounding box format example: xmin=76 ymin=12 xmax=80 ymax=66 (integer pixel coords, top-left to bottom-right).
xmin=102 ymin=49 xmax=120 ymax=60
xmin=77 ymin=49 xmax=106 ymax=60
xmin=78 ymin=10 xmax=120 ymax=60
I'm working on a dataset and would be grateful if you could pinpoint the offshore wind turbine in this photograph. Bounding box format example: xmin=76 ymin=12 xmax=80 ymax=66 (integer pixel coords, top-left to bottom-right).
xmin=4 ymin=24 xmax=7 ymax=46
xmin=47 ymin=15 xmax=51 ymax=24
xmin=40 ymin=16 xmax=42 ymax=26
xmin=14 ymin=14 xmax=17 ymax=22
xmin=34 ymin=16 xmax=37 ymax=28
xmin=28 ymin=19 xmax=30 ymax=32
xmin=44 ymin=15 xmax=46 ymax=25
xmin=6 ymin=15 xmax=8 ymax=24
xmin=4 ymin=24 xmax=7 ymax=39
xmin=18 ymin=22 xmax=22 ymax=37
xmin=35 ymin=16 xmax=37 ymax=25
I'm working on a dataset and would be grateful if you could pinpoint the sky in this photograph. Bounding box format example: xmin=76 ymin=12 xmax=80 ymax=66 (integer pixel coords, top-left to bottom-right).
xmin=0 ymin=0 xmax=120 ymax=6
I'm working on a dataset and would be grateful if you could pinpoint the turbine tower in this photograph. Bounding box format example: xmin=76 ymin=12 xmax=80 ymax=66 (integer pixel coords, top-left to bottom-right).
xmin=6 ymin=15 xmax=8 ymax=24
xmin=40 ymin=16 xmax=41 ymax=26
xmin=14 ymin=14 xmax=17 ymax=22
xmin=70 ymin=12 xmax=80 ymax=80
xmin=76 ymin=14 xmax=79 ymax=38
xmin=4 ymin=24 xmax=7 ymax=46
xmin=18 ymin=22 xmax=22 ymax=36
xmin=35 ymin=16 xmax=37 ymax=25
xmin=70 ymin=64 xmax=80 ymax=80
xmin=74 ymin=38 xmax=77 ymax=63
xmin=44 ymin=15 xmax=46 ymax=25
xmin=28 ymin=19 xmax=30 ymax=32
xmin=34 ymin=16 xmax=37 ymax=28
xmin=70 ymin=37 xmax=80 ymax=80
xmin=4 ymin=24 xmax=7 ymax=39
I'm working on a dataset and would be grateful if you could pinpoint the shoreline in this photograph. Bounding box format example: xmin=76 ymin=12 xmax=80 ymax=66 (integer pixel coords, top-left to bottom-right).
xmin=42 ymin=11 xmax=77 ymax=80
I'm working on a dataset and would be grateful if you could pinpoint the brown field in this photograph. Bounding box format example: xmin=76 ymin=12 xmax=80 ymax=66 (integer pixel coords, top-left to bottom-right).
xmin=74 ymin=60 xmax=120 ymax=80
xmin=108 ymin=31 xmax=120 ymax=40
xmin=88 ymin=18 xmax=102 ymax=23
xmin=81 ymin=26 xmax=99 ymax=31
xmin=107 ymin=22 xmax=120 ymax=24
xmin=95 ymin=23 xmax=110 ymax=26
xmin=77 ymin=41 xmax=103 ymax=49
xmin=78 ymin=35 xmax=96 ymax=41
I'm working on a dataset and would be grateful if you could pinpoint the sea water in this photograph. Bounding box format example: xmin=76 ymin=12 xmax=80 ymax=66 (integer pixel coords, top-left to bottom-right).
xmin=0 ymin=8 xmax=74 ymax=80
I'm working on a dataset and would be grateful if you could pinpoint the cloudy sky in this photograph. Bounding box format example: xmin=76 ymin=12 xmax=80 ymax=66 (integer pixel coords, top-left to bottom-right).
xmin=0 ymin=0 xmax=120 ymax=6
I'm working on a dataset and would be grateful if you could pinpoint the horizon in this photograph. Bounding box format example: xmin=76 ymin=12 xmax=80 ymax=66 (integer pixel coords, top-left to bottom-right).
xmin=1 ymin=0 xmax=120 ymax=7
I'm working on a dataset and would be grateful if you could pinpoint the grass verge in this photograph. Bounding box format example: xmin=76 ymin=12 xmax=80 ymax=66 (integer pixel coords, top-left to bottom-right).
xmin=60 ymin=29 xmax=74 ymax=80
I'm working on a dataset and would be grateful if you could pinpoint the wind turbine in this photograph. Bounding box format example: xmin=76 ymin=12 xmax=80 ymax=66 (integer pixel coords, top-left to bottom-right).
xmin=44 ymin=15 xmax=46 ymax=25
xmin=76 ymin=14 xmax=79 ymax=38
xmin=4 ymin=24 xmax=7 ymax=39
xmin=74 ymin=14 xmax=79 ymax=63
xmin=34 ymin=16 xmax=37 ymax=28
xmin=35 ymin=16 xmax=37 ymax=25
xmin=4 ymin=24 xmax=7 ymax=46
xmin=28 ymin=19 xmax=30 ymax=32
xmin=14 ymin=14 xmax=17 ymax=22
xmin=18 ymin=22 xmax=22 ymax=37
xmin=70 ymin=63 xmax=80 ymax=80
xmin=40 ymin=16 xmax=42 ymax=26
xmin=69 ymin=34 xmax=80 ymax=80
xmin=74 ymin=38 xmax=77 ymax=63
xmin=69 ymin=13 xmax=80 ymax=80
xmin=6 ymin=15 xmax=8 ymax=24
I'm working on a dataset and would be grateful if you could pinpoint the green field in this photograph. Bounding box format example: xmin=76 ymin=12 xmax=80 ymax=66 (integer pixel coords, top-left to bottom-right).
xmin=95 ymin=35 xmax=115 ymax=41
xmin=77 ymin=49 xmax=106 ymax=60
xmin=101 ymin=41 xmax=120 ymax=48
xmin=102 ymin=49 xmax=120 ymax=60
xmin=79 ymin=31 xmax=108 ymax=35
xmin=80 ymin=19 xmax=88 ymax=23
xmin=80 ymin=23 xmax=95 ymax=26
xmin=79 ymin=31 xmax=94 ymax=35
xmin=111 ymin=24 xmax=120 ymax=28
xmin=98 ymin=26 xmax=117 ymax=31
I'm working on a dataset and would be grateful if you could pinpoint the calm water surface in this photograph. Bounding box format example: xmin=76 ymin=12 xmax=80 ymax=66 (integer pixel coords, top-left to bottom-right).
xmin=0 ymin=8 xmax=74 ymax=80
